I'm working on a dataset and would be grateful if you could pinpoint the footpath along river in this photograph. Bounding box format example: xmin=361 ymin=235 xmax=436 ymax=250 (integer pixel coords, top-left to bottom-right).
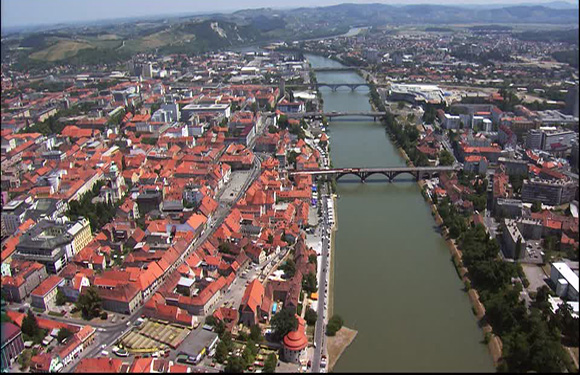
xmin=306 ymin=54 xmax=494 ymax=372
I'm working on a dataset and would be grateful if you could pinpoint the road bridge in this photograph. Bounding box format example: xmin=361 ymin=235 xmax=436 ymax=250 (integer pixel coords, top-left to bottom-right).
xmin=312 ymin=66 xmax=359 ymax=72
xmin=290 ymin=166 xmax=459 ymax=182
xmin=284 ymin=111 xmax=387 ymax=121
xmin=316 ymin=82 xmax=372 ymax=92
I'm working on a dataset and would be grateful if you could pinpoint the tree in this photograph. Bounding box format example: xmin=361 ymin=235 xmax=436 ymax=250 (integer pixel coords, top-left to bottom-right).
xmin=219 ymin=242 xmax=232 ymax=254
xmin=531 ymin=201 xmax=542 ymax=213
xmin=215 ymin=341 xmax=228 ymax=363
xmin=308 ymin=254 xmax=317 ymax=265
xmin=249 ymin=324 xmax=262 ymax=342
xmin=281 ymin=259 xmax=296 ymax=278
xmin=205 ymin=315 xmax=217 ymax=326
xmin=263 ymin=353 xmax=277 ymax=373
xmin=271 ymin=308 xmax=298 ymax=341
xmin=287 ymin=151 xmax=300 ymax=169
xmin=56 ymin=328 xmax=73 ymax=344
xmin=439 ymin=150 xmax=455 ymax=166
xmin=278 ymin=115 xmax=289 ymax=129
xmin=305 ymin=308 xmax=318 ymax=326
xmin=509 ymin=174 xmax=525 ymax=194
xmin=555 ymin=303 xmax=579 ymax=346
xmin=21 ymin=310 xmax=40 ymax=337
xmin=242 ymin=344 xmax=255 ymax=368
xmin=219 ymin=330 xmax=233 ymax=351
xmin=302 ymin=272 xmax=318 ymax=294
xmin=75 ymin=286 xmax=102 ymax=320
xmin=55 ymin=289 xmax=67 ymax=306
xmin=225 ymin=356 xmax=245 ymax=373
xmin=326 ymin=315 xmax=344 ymax=336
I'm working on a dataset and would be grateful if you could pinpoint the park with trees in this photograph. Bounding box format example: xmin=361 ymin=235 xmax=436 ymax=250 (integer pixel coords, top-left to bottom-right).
xmin=434 ymin=182 xmax=577 ymax=372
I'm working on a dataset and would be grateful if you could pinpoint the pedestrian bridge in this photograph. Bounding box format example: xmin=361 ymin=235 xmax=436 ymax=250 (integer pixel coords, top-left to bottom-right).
xmin=290 ymin=166 xmax=459 ymax=182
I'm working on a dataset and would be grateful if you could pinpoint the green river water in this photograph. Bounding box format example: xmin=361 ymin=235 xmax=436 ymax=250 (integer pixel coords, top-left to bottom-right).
xmin=306 ymin=54 xmax=494 ymax=372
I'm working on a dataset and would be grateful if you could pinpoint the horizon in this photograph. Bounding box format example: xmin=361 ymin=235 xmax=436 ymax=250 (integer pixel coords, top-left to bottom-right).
xmin=1 ymin=0 xmax=577 ymax=31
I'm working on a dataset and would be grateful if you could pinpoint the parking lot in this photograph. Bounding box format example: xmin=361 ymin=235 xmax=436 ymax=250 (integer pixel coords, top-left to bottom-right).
xmin=522 ymin=264 xmax=549 ymax=292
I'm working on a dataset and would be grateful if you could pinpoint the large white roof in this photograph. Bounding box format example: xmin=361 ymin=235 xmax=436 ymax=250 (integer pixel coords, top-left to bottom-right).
xmin=552 ymin=262 xmax=579 ymax=293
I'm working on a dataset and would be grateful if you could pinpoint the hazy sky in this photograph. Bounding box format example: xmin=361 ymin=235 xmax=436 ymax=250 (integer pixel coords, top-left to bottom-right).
xmin=0 ymin=0 xmax=574 ymax=29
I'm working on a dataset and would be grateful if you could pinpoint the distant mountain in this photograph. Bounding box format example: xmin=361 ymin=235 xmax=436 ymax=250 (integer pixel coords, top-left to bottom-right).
xmin=3 ymin=2 xmax=578 ymax=70
xmin=448 ymin=1 xmax=578 ymax=9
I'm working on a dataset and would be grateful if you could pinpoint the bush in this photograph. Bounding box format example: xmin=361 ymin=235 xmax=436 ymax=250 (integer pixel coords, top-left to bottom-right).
xmin=305 ymin=308 xmax=318 ymax=325
xmin=100 ymin=312 xmax=108 ymax=320
xmin=326 ymin=315 xmax=344 ymax=336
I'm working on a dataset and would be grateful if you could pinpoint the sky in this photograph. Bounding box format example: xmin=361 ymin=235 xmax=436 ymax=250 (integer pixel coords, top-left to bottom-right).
xmin=0 ymin=0 xmax=574 ymax=29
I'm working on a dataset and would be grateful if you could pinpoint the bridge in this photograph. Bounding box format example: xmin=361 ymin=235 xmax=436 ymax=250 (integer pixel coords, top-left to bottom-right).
xmin=312 ymin=67 xmax=359 ymax=72
xmin=289 ymin=166 xmax=459 ymax=182
xmin=316 ymin=82 xmax=371 ymax=92
xmin=285 ymin=111 xmax=387 ymax=121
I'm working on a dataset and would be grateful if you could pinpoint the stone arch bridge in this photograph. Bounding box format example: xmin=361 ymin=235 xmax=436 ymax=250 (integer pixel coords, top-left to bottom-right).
xmin=289 ymin=166 xmax=459 ymax=183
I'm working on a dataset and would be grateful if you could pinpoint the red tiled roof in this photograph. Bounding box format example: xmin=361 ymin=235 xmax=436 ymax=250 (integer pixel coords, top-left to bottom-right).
xmin=75 ymin=358 xmax=123 ymax=373
xmin=31 ymin=275 xmax=63 ymax=297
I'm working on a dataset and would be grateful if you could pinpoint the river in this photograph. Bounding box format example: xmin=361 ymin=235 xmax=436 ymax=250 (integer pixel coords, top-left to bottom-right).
xmin=306 ymin=54 xmax=494 ymax=372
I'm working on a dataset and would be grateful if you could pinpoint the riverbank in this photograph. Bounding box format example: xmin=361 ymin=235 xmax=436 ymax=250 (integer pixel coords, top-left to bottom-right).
xmin=417 ymin=179 xmax=503 ymax=367
xmin=327 ymin=326 xmax=358 ymax=372
xmin=369 ymin=86 xmax=501 ymax=366
xmin=368 ymin=95 xmax=415 ymax=167
xmin=327 ymin=193 xmax=338 ymax=319
xmin=307 ymin=53 xmax=494 ymax=371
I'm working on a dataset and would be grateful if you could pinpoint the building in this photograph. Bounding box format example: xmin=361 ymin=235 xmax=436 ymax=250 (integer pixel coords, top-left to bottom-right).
xmin=501 ymin=219 xmax=525 ymax=259
xmin=521 ymin=178 xmax=577 ymax=206
xmin=497 ymin=157 xmax=528 ymax=176
xmin=442 ymin=113 xmax=461 ymax=129
xmin=1 ymin=198 xmax=33 ymax=236
xmin=571 ymin=139 xmax=579 ymax=172
xmin=388 ymin=84 xmax=446 ymax=105
xmin=565 ymin=86 xmax=579 ymax=118
xmin=1 ymin=323 xmax=24 ymax=371
xmin=550 ymin=262 xmax=579 ymax=301
xmin=542 ymin=128 xmax=577 ymax=151
xmin=239 ymin=279 xmax=265 ymax=326
xmin=181 ymin=104 xmax=231 ymax=121
xmin=30 ymin=275 xmax=65 ymax=311
xmin=525 ymin=129 xmax=544 ymax=150
xmin=99 ymin=283 xmax=143 ymax=315
xmin=277 ymin=100 xmax=305 ymax=113
xmin=494 ymin=198 xmax=523 ymax=219
xmin=66 ymin=218 xmax=92 ymax=256
xmin=536 ymin=110 xmax=578 ymax=127
xmin=282 ymin=315 xmax=308 ymax=363
xmin=1 ymin=261 xmax=48 ymax=302
xmin=142 ymin=63 xmax=153 ymax=79
xmin=526 ymin=127 xmax=577 ymax=151
xmin=74 ymin=357 xmax=123 ymax=373
xmin=464 ymin=155 xmax=487 ymax=174
xmin=13 ymin=219 xmax=82 ymax=274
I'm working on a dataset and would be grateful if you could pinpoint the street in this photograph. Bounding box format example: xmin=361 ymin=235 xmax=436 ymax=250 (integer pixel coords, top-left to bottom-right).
xmin=312 ymin=185 xmax=331 ymax=373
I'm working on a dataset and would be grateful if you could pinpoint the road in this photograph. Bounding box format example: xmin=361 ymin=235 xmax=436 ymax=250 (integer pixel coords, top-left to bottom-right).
xmin=63 ymin=113 xmax=270 ymax=372
xmin=312 ymin=186 xmax=331 ymax=373
xmin=63 ymin=152 xmax=263 ymax=372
